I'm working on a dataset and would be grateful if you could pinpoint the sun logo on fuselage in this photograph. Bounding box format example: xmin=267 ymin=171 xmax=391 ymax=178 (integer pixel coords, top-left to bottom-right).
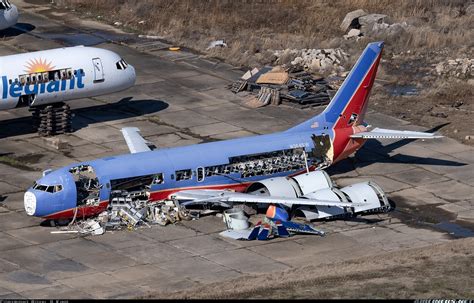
xmin=24 ymin=58 xmax=55 ymax=73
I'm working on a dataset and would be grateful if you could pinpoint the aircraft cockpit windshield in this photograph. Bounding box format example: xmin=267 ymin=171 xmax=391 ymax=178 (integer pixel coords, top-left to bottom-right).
xmin=116 ymin=58 xmax=129 ymax=70
xmin=0 ymin=0 xmax=12 ymax=10
xmin=32 ymin=182 xmax=63 ymax=193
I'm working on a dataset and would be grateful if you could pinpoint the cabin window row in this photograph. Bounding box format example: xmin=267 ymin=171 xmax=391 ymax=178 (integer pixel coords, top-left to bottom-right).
xmin=172 ymin=148 xmax=308 ymax=182
xmin=10 ymin=69 xmax=85 ymax=86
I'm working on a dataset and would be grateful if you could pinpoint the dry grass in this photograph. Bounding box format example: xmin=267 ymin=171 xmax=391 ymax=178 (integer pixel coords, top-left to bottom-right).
xmin=143 ymin=238 xmax=474 ymax=299
xmin=55 ymin=0 xmax=473 ymax=66
xmin=54 ymin=0 xmax=474 ymax=144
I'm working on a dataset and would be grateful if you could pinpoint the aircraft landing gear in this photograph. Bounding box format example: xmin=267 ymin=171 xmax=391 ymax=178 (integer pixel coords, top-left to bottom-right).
xmin=29 ymin=102 xmax=73 ymax=136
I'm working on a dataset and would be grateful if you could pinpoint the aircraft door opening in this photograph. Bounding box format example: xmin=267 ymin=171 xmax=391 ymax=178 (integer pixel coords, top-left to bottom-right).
xmin=310 ymin=134 xmax=334 ymax=169
xmin=92 ymin=58 xmax=104 ymax=83
xmin=196 ymin=167 xmax=205 ymax=182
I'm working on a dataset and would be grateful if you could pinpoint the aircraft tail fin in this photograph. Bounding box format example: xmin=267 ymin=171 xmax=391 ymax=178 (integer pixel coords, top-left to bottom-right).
xmin=287 ymin=41 xmax=384 ymax=132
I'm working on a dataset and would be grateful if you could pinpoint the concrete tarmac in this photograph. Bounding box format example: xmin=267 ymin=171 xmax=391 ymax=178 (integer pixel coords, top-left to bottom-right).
xmin=0 ymin=0 xmax=472 ymax=299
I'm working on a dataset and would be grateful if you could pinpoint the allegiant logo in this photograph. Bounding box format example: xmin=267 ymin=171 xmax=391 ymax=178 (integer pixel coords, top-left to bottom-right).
xmin=1 ymin=70 xmax=85 ymax=99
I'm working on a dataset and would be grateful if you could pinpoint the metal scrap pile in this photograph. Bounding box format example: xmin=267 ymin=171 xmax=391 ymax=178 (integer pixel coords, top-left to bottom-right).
xmin=52 ymin=191 xmax=197 ymax=236
xmin=230 ymin=65 xmax=337 ymax=108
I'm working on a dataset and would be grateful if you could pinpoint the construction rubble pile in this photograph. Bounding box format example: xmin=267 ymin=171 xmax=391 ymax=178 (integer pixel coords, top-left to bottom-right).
xmin=52 ymin=191 xmax=198 ymax=236
xmin=434 ymin=58 xmax=474 ymax=79
xmin=340 ymin=9 xmax=408 ymax=41
xmin=274 ymin=47 xmax=349 ymax=74
xmin=230 ymin=65 xmax=344 ymax=108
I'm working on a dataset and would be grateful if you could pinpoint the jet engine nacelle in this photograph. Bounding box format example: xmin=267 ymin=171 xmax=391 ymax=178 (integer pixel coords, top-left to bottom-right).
xmin=299 ymin=187 xmax=348 ymax=220
xmin=340 ymin=181 xmax=389 ymax=213
xmin=245 ymin=171 xmax=333 ymax=198
xmin=296 ymin=181 xmax=389 ymax=220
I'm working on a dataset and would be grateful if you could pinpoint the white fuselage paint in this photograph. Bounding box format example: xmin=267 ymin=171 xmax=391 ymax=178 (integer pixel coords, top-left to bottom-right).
xmin=0 ymin=3 xmax=18 ymax=30
xmin=0 ymin=46 xmax=136 ymax=110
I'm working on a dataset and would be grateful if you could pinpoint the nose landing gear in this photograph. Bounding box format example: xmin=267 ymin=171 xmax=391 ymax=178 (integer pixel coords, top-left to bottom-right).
xmin=29 ymin=102 xmax=73 ymax=136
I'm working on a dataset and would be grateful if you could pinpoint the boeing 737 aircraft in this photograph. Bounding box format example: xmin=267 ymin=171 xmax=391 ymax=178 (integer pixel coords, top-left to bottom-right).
xmin=24 ymin=42 xmax=442 ymax=222
xmin=0 ymin=0 xmax=18 ymax=31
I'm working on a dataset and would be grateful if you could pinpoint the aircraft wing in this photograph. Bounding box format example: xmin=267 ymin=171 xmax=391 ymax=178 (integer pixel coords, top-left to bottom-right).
xmin=350 ymin=127 xmax=443 ymax=139
xmin=121 ymin=127 xmax=152 ymax=154
xmin=171 ymin=189 xmax=362 ymax=208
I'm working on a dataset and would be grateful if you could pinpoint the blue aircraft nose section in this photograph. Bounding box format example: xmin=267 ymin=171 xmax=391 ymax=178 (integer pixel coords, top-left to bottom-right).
xmin=25 ymin=169 xmax=77 ymax=218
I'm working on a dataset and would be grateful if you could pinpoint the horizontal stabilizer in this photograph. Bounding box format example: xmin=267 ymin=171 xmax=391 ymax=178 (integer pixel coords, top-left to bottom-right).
xmin=281 ymin=221 xmax=326 ymax=236
xmin=350 ymin=127 xmax=443 ymax=139
xmin=121 ymin=127 xmax=152 ymax=154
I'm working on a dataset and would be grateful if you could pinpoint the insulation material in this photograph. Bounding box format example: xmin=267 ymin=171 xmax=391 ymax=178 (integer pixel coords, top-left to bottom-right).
xmin=256 ymin=71 xmax=289 ymax=85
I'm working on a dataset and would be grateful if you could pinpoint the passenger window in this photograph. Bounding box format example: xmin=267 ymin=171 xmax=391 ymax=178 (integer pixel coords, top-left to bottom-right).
xmin=196 ymin=167 xmax=204 ymax=182
xmin=175 ymin=169 xmax=192 ymax=181
xmin=152 ymin=173 xmax=164 ymax=184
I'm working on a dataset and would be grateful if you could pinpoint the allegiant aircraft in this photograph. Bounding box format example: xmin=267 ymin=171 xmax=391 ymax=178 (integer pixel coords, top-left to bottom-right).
xmin=0 ymin=0 xmax=18 ymax=31
xmin=24 ymin=42 xmax=442 ymax=222
xmin=0 ymin=45 xmax=135 ymax=110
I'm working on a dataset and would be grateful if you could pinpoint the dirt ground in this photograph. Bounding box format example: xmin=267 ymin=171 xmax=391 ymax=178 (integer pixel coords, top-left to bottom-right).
xmin=50 ymin=0 xmax=474 ymax=145
xmin=153 ymin=238 xmax=474 ymax=299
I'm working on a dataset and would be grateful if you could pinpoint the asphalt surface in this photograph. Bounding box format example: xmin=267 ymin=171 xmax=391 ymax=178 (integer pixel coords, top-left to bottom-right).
xmin=0 ymin=0 xmax=472 ymax=299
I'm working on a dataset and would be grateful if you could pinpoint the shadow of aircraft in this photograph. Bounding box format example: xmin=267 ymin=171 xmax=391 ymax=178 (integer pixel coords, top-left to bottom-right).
xmin=0 ymin=97 xmax=169 ymax=138
xmin=0 ymin=23 xmax=35 ymax=38
xmin=327 ymin=123 xmax=466 ymax=175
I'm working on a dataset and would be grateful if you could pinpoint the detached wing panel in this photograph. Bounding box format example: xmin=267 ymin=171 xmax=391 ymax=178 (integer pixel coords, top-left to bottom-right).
xmin=350 ymin=127 xmax=443 ymax=139
xmin=121 ymin=127 xmax=152 ymax=154
xmin=173 ymin=189 xmax=363 ymax=207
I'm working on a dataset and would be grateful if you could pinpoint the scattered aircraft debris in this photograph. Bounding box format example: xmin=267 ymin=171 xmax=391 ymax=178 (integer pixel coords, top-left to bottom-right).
xmin=51 ymin=196 xmax=198 ymax=236
xmin=219 ymin=206 xmax=326 ymax=241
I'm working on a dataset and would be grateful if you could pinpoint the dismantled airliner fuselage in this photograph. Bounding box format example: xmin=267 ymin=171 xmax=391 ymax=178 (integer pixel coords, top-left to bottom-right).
xmin=24 ymin=42 xmax=441 ymax=225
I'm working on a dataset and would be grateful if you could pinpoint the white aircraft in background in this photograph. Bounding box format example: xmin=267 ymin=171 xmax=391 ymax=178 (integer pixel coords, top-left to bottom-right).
xmin=0 ymin=45 xmax=136 ymax=110
xmin=0 ymin=0 xmax=18 ymax=30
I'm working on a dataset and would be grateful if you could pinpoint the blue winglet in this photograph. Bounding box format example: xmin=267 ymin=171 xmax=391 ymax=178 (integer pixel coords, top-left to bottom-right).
xmin=247 ymin=221 xmax=261 ymax=240
xmin=257 ymin=224 xmax=271 ymax=241
xmin=275 ymin=220 xmax=290 ymax=238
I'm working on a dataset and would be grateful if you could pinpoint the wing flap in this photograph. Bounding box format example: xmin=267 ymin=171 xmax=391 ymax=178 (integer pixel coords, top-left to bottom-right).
xmin=350 ymin=127 xmax=443 ymax=139
xmin=121 ymin=127 xmax=152 ymax=154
